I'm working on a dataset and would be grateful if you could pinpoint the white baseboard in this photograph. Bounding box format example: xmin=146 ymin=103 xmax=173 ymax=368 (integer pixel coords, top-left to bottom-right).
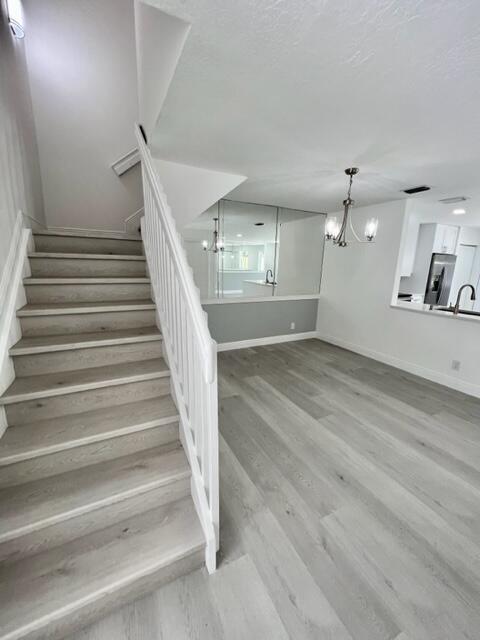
xmin=217 ymin=331 xmax=319 ymax=352
xmin=0 ymin=213 xmax=32 ymax=436
xmin=317 ymin=333 xmax=480 ymax=399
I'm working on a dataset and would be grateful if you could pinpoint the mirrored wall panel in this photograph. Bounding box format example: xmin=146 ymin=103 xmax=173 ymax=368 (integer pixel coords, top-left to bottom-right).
xmin=182 ymin=200 xmax=325 ymax=300
xmin=276 ymin=207 xmax=325 ymax=296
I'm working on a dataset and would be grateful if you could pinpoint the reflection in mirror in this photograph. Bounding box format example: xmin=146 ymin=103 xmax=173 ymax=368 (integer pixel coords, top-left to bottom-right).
xmin=395 ymin=201 xmax=480 ymax=317
xmin=276 ymin=208 xmax=326 ymax=296
xmin=182 ymin=199 xmax=326 ymax=300
xmin=221 ymin=200 xmax=278 ymax=298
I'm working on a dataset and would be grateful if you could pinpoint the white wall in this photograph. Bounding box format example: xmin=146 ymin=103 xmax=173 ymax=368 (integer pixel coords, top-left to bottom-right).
xmin=459 ymin=226 xmax=480 ymax=246
xmin=134 ymin=0 xmax=190 ymax=141
xmin=455 ymin=226 xmax=480 ymax=311
xmin=23 ymin=0 xmax=143 ymax=232
xmin=0 ymin=0 xmax=44 ymax=275
xmin=0 ymin=0 xmax=45 ymax=432
xmin=133 ymin=0 xmax=246 ymax=229
xmin=317 ymin=200 xmax=480 ymax=398
xmin=153 ymin=157 xmax=245 ymax=230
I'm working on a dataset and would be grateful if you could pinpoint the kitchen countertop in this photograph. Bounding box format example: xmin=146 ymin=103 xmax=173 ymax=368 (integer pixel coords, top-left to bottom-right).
xmin=243 ymin=280 xmax=276 ymax=287
xmin=392 ymin=300 xmax=480 ymax=323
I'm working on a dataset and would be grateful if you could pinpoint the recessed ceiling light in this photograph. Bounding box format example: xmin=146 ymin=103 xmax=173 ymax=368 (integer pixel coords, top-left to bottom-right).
xmin=236 ymin=233 xmax=243 ymax=237
xmin=452 ymin=208 xmax=466 ymax=215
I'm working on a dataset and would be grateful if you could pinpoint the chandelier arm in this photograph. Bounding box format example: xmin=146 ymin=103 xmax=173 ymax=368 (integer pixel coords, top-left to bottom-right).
xmin=348 ymin=212 xmax=370 ymax=243
xmin=334 ymin=200 xmax=350 ymax=246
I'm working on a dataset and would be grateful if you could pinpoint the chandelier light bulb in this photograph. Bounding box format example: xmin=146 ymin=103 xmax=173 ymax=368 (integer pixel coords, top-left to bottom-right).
xmin=202 ymin=240 xmax=208 ymax=250
xmin=325 ymin=216 xmax=339 ymax=240
xmin=364 ymin=218 xmax=378 ymax=242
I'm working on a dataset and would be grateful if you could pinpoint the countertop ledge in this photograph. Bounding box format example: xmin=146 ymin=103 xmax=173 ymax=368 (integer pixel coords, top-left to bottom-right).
xmin=391 ymin=302 xmax=480 ymax=324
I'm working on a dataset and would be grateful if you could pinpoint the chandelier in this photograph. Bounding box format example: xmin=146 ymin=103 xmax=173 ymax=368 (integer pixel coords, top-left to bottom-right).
xmin=202 ymin=203 xmax=225 ymax=253
xmin=325 ymin=168 xmax=378 ymax=247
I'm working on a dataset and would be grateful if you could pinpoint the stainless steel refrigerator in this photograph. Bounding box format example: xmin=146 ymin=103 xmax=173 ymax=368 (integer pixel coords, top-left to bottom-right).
xmin=424 ymin=253 xmax=457 ymax=306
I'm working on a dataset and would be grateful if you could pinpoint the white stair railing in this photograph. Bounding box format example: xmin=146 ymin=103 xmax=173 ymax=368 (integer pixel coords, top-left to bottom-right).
xmin=135 ymin=124 xmax=219 ymax=573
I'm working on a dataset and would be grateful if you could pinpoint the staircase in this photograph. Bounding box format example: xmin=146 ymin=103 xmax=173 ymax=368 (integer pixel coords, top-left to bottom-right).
xmin=0 ymin=230 xmax=205 ymax=640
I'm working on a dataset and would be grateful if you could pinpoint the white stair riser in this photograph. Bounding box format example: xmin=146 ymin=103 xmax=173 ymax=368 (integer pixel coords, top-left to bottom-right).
xmin=30 ymin=257 xmax=146 ymax=277
xmin=13 ymin=340 xmax=163 ymax=376
xmin=6 ymin=377 xmax=171 ymax=426
xmin=20 ymin=309 xmax=156 ymax=336
xmin=0 ymin=424 xmax=179 ymax=488
xmin=0 ymin=475 xmax=190 ymax=565
xmin=25 ymin=283 xmax=152 ymax=304
xmin=34 ymin=235 xmax=143 ymax=256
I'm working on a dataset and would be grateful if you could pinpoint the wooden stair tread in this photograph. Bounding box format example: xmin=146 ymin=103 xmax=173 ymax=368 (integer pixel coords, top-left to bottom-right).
xmin=17 ymin=300 xmax=155 ymax=316
xmin=33 ymin=230 xmax=142 ymax=241
xmin=0 ymin=446 xmax=189 ymax=543
xmin=0 ymin=358 xmax=169 ymax=405
xmin=0 ymin=396 xmax=178 ymax=465
xmin=29 ymin=252 xmax=146 ymax=261
xmin=0 ymin=229 xmax=206 ymax=637
xmin=10 ymin=327 xmax=161 ymax=355
xmin=0 ymin=496 xmax=203 ymax=640
xmin=24 ymin=277 xmax=150 ymax=284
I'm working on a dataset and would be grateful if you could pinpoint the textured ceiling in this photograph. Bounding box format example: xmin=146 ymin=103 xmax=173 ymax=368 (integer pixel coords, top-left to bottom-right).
xmin=148 ymin=0 xmax=480 ymax=215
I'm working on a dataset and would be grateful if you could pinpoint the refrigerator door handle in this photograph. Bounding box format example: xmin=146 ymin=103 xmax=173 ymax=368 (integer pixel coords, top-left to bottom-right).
xmin=436 ymin=267 xmax=445 ymax=304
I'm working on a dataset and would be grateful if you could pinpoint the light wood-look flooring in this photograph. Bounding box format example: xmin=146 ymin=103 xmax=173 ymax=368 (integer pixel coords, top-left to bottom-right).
xmin=70 ymin=339 xmax=480 ymax=640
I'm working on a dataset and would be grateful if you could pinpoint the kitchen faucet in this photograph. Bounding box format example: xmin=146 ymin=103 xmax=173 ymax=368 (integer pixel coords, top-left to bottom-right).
xmin=265 ymin=269 xmax=274 ymax=285
xmin=452 ymin=284 xmax=476 ymax=315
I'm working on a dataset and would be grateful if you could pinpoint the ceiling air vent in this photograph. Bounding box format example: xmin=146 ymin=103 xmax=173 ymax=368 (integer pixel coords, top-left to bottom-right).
xmin=438 ymin=196 xmax=468 ymax=204
xmin=403 ymin=185 xmax=431 ymax=195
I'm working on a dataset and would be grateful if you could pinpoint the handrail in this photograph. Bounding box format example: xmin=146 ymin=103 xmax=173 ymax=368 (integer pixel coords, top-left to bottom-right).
xmin=135 ymin=123 xmax=219 ymax=573
xmin=134 ymin=126 xmax=216 ymax=385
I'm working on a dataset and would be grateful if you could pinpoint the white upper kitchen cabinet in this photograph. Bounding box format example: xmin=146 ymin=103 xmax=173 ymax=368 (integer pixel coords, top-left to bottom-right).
xmin=433 ymin=224 xmax=459 ymax=254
